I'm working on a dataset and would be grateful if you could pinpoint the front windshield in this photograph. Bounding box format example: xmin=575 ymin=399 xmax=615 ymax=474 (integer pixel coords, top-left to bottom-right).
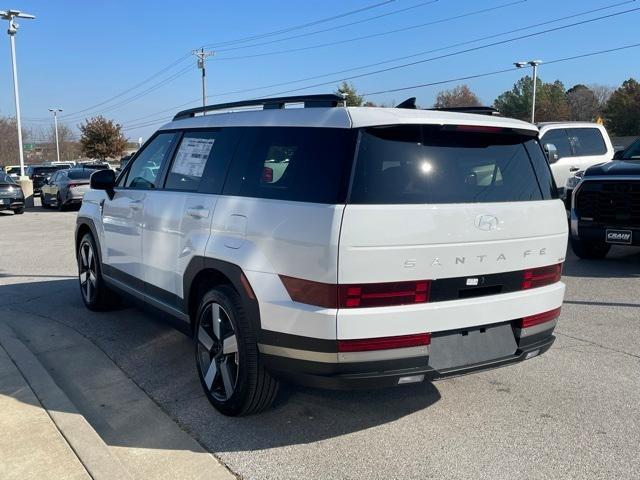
xmin=622 ymin=140 xmax=640 ymax=160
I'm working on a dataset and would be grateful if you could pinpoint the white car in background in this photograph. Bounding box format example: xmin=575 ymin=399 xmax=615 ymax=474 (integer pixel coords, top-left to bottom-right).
xmin=538 ymin=122 xmax=614 ymax=206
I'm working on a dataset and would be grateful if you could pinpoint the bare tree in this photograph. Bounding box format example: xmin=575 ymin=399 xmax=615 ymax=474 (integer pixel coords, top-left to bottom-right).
xmin=434 ymin=85 xmax=481 ymax=108
xmin=566 ymin=85 xmax=599 ymax=121
xmin=46 ymin=122 xmax=80 ymax=161
xmin=589 ymin=84 xmax=614 ymax=116
xmin=0 ymin=116 xmax=30 ymax=167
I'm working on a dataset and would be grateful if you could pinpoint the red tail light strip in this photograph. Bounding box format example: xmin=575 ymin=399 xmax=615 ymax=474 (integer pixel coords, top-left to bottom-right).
xmin=522 ymin=263 xmax=563 ymax=290
xmin=519 ymin=307 xmax=562 ymax=329
xmin=338 ymin=333 xmax=431 ymax=352
xmin=280 ymin=263 xmax=563 ymax=309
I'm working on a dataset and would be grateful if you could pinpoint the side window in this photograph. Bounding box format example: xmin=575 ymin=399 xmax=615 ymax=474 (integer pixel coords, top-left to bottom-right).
xmin=124 ymin=133 xmax=177 ymax=189
xmin=540 ymin=129 xmax=572 ymax=159
xmin=224 ymin=127 xmax=357 ymax=203
xmin=567 ymin=128 xmax=607 ymax=156
xmin=49 ymin=172 xmax=58 ymax=183
xmin=165 ymin=132 xmax=217 ymax=191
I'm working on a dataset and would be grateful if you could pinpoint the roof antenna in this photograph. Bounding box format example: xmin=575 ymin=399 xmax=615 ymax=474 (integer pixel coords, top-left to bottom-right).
xmin=396 ymin=97 xmax=417 ymax=109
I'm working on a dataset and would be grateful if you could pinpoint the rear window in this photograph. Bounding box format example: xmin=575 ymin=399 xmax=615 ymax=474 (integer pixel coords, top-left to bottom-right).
xmin=68 ymin=170 xmax=92 ymax=180
xmin=350 ymin=125 xmax=553 ymax=204
xmin=33 ymin=167 xmax=59 ymax=174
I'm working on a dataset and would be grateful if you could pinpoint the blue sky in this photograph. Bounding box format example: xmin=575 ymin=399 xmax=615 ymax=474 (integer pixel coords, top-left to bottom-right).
xmin=1 ymin=0 xmax=638 ymax=141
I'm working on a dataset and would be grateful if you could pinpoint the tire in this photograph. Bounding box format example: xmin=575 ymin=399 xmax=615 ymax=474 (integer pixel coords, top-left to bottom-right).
xmin=12 ymin=207 xmax=24 ymax=215
xmin=77 ymin=233 xmax=119 ymax=311
xmin=570 ymin=237 xmax=611 ymax=259
xmin=194 ymin=285 xmax=279 ymax=416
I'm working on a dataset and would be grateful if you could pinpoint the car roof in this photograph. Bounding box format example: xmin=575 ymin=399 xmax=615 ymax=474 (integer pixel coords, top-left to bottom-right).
xmin=159 ymin=106 xmax=538 ymax=133
xmin=537 ymin=121 xmax=604 ymax=129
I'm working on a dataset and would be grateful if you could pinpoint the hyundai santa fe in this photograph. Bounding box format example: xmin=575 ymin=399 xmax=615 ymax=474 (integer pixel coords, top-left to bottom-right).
xmin=76 ymin=94 xmax=568 ymax=416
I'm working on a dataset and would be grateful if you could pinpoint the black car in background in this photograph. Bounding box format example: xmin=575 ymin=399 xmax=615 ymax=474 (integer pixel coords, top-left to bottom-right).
xmin=570 ymin=138 xmax=640 ymax=258
xmin=0 ymin=172 xmax=25 ymax=214
xmin=26 ymin=164 xmax=71 ymax=195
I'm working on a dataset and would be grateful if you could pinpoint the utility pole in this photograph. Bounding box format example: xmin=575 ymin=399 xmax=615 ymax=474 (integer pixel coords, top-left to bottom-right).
xmin=514 ymin=60 xmax=542 ymax=123
xmin=1 ymin=9 xmax=35 ymax=178
xmin=192 ymin=48 xmax=214 ymax=114
xmin=49 ymin=108 xmax=62 ymax=163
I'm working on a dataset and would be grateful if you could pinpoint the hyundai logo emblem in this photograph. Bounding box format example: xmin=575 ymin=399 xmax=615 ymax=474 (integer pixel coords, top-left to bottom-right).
xmin=475 ymin=214 xmax=499 ymax=231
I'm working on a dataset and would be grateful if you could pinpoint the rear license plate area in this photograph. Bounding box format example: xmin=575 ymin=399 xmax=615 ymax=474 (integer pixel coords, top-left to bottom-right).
xmin=606 ymin=229 xmax=632 ymax=244
xmin=429 ymin=323 xmax=517 ymax=371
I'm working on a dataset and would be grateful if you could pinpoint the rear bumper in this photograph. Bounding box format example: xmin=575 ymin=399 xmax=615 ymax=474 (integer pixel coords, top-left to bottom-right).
xmin=261 ymin=324 xmax=556 ymax=390
xmin=0 ymin=198 xmax=24 ymax=210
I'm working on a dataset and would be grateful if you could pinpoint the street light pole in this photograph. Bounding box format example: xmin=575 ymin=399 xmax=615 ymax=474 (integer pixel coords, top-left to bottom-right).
xmin=1 ymin=10 xmax=35 ymax=178
xmin=192 ymin=48 xmax=214 ymax=114
xmin=49 ymin=108 xmax=62 ymax=163
xmin=514 ymin=59 xmax=542 ymax=124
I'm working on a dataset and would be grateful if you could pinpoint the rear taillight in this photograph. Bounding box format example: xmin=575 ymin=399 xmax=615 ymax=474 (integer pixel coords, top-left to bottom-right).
xmin=68 ymin=183 xmax=79 ymax=188
xmin=518 ymin=307 xmax=561 ymax=328
xmin=261 ymin=167 xmax=273 ymax=183
xmin=521 ymin=263 xmax=563 ymax=290
xmin=339 ymin=281 xmax=430 ymax=308
xmin=279 ymin=276 xmax=430 ymax=309
xmin=338 ymin=333 xmax=431 ymax=352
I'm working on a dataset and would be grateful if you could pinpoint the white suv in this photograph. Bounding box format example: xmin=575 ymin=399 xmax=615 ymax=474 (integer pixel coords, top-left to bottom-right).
xmin=76 ymin=95 xmax=568 ymax=416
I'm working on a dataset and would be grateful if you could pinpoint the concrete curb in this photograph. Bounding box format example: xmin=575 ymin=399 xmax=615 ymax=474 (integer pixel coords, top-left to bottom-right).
xmin=0 ymin=321 xmax=132 ymax=480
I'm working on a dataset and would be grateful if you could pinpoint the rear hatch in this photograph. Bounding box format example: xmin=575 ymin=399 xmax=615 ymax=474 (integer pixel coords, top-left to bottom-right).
xmin=338 ymin=124 xmax=567 ymax=329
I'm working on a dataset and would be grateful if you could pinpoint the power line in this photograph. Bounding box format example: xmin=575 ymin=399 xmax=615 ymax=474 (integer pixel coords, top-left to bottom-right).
xmin=362 ymin=42 xmax=640 ymax=96
xmin=206 ymin=0 xmax=440 ymax=53
xmin=203 ymin=0 xmax=396 ymax=48
xmin=119 ymin=41 xmax=640 ymax=134
xmin=115 ymin=1 xmax=636 ymax=131
xmin=23 ymin=1 xmax=397 ymax=123
xmin=254 ymin=5 xmax=640 ymax=98
xmin=213 ymin=0 xmax=527 ymax=60
xmin=198 ymin=0 xmax=633 ymax=100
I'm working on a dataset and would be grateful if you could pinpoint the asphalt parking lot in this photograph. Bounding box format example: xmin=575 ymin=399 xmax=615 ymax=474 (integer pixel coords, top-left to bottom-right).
xmin=1 ymin=205 xmax=639 ymax=480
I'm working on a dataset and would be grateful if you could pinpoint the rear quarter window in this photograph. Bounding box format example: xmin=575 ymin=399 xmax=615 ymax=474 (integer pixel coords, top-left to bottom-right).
xmin=224 ymin=127 xmax=357 ymax=203
xmin=350 ymin=125 xmax=551 ymax=204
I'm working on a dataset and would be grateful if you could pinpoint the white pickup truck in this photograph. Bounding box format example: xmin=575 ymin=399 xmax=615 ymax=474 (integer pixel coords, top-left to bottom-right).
xmin=538 ymin=122 xmax=615 ymax=207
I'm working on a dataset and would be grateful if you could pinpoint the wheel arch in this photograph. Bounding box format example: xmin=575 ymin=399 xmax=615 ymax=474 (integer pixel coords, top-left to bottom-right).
xmin=184 ymin=257 xmax=260 ymax=335
xmin=75 ymin=218 xmax=103 ymax=265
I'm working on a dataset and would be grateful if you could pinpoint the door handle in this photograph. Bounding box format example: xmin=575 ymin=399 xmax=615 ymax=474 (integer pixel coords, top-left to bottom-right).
xmin=569 ymin=166 xmax=580 ymax=172
xmin=186 ymin=207 xmax=210 ymax=219
xmin=129 ymin=200 xmax=142 ymax=211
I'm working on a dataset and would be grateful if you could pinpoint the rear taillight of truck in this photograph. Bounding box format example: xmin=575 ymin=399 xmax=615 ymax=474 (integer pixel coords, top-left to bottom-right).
xmin=517 ymin=307 xmax=562 ymax=328
xmin=338 ymin=333 xmax=431 ymax=352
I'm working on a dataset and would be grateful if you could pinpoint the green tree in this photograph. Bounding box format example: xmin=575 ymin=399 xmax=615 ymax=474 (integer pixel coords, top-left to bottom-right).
xmin=434 ymin=85 xmax=481 ymax=108
xmin=79 ymin=116 xmax=127 ymax=160
xmin=566 ymin=84 xmax=599 ymax=121
xmin=603 ymin=78 xmax=640 ymax=136
xmin=335 ymin=81 xmax=364 ymax=106
xmin=494 ymin=76 xmax=570 ymax=122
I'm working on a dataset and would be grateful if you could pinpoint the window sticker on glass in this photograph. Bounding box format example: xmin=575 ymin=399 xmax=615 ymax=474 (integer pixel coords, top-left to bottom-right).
xmin=172 ymin=137 xmax=215 ymax=178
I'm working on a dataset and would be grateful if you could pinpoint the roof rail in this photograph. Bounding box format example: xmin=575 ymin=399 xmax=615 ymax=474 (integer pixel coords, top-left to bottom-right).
xmin=172 ymin=94 xmax=344 ymax=121
xmin=428 ymin=106 xmax=501 ymax=116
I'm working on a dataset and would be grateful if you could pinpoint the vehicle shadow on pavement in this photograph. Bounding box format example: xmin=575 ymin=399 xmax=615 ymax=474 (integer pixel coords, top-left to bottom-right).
xmin=0 ymin=278 xmax=442 ymax=454
xmin=562 ymin=246 xmax=640 ymax=279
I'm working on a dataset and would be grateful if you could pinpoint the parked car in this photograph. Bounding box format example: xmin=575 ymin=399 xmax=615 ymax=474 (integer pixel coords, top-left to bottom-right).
xmin=0 ymin=172 xmax=25 ymax=214
xmin=538 ymin=122 xmax=614 ymax=207
xmin=4 ymin=165 xmax=22 ymax=180
xmin=41 ymin=168 xmax=93 ymax=210
xmin=76 ymin=94 xmax=568 ymax=416
xmin=569 ymin=137 xmax=640 ymax=258
xmin=26 ymin=164 xmax=71 ymax=195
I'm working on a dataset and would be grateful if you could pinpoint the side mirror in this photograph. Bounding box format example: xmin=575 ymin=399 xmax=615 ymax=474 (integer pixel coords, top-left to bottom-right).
xmin=613 ymin=150 xmax=624 ymax=160
xmin=91 ymin=169 xmax=116 ymax=199
xmin=543 ymin=143 xmax=559 ymax=164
